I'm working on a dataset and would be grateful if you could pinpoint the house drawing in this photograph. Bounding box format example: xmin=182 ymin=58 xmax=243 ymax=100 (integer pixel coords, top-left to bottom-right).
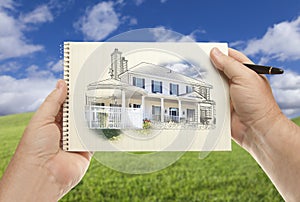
xmin=85 ymin=48 xmax=216 ymax=130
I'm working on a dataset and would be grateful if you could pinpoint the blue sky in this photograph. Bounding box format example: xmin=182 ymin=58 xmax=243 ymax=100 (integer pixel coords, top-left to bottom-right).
xmin=0 ymin=0 xmax=300 ymax=117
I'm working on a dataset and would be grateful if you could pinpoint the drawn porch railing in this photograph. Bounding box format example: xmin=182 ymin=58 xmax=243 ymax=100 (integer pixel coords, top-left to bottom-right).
xmin=85 ymin=106 xmax=143 ymax=129
xmin=149 ymin=114 xmax=183 ymax=123
xmin=149 ymin=114 xmax=212 ymax=124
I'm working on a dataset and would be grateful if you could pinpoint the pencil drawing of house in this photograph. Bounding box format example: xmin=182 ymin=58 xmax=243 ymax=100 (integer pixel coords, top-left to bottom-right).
xmin=85 ymin=48 xmax=216 ymax=129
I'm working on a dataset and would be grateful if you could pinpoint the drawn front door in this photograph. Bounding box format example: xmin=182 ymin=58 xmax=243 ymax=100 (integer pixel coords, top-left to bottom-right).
xmin=169 ymin=107 xmax=179 ymax=122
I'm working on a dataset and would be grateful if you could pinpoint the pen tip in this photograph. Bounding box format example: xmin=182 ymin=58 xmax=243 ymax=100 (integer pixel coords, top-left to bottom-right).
xmin=272 ymin=68 xmax=284 ymax=74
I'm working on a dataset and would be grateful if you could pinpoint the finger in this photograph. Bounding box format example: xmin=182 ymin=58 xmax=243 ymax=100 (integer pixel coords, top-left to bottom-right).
xmin=55 ymin=106 xmax=63 ymax=124
xmin=76 ymin=151 xmax=93 ymax=161
xmin=229 ymin=48 xmax=268 ymax=81
xmin=210 ymin=47 xmax=256 ymax=80
xmin=228 ymin=48 xmax=253 ymax=64
xmin=32 ymin=80 xmax=67 ymax=123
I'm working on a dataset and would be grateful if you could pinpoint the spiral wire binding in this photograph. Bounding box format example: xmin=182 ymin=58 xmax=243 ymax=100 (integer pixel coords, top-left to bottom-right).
xmin=62 ymin=42 xmax=70 ymax=151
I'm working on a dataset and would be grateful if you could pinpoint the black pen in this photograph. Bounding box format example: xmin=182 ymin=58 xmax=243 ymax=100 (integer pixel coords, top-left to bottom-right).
xmin=243 ymin=63 xmax=284 ymax=74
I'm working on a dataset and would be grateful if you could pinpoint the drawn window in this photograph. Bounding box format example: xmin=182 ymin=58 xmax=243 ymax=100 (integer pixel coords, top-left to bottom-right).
xmin=110 ymin=103 xmax=121 ymax=107
xmin=133 ymin=104 xmax=141 ymax=108
xmin=200 ymin=107 xmax=212 ymax=118
xmin=186 ymin=85 xmax=193 ymax=93
xmin=200 ymin=86 xmax=206 ymax=98
xmin=206 ymin=107 xmax=212 ymax=117
xmin=187 ymin=109 xmax=195 ymax=121
xmin=91 ymin=102 xmax=105 ymax=106
xmin=133 ymin=77 xmax=145 ymax=89
xmin=152 ymin=80 xmax=162 ymax=93
xmin=170 ymin=83 xmax=179 ymax=95
xmin=152 ymin=106 xmax=161 ymax=121
xmin=199 ymin=86 xmax=210 ymax=99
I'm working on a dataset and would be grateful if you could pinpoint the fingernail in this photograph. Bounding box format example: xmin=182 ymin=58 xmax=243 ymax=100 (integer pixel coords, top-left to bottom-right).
xmin=212 ymin=47 xmax=223 ymax=57
xmin=56 ymin=80 xmax=63 ymax=90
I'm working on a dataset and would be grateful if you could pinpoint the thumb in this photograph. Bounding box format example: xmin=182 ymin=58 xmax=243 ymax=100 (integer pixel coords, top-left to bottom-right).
xmin=31 ymin=80 xmax=67 ymax=124
xmin=210 ymin=47 xmax=255 ymax=80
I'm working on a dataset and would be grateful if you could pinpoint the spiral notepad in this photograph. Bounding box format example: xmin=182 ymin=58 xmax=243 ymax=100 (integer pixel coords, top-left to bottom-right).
xmin=62 ymin=42 xmax=70 ymax=150
xmin=62 ymin=42 xmax=231 ymax=152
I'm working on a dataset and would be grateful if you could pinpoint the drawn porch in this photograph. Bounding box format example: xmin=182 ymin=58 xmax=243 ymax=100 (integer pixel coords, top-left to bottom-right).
xmin=85 ymin=87 xmax=215 ymax=129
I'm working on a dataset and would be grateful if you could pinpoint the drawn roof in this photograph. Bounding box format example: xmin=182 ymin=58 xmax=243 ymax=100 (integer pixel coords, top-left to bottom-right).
xmin=87 ymin=78 xmax=147 ymax=95
xmin=119 ymin=62 xmax=211 ymax=87
xmin=179 ymin=91 xmax=205 ymax=99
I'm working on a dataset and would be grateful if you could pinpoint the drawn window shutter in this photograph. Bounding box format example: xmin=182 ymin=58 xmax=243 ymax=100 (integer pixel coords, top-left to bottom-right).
xmin=133 ymin=77 xmax=136 ymax=86
xmin=160 ymin=81 xmax=162 ymax=93
xmin=142 ymin=78 xmax=145 ymax=89
xmin=151 ymin=80 xmax=154 ymax=93
xmin=170 ymin=83 xmax=179 ymax=95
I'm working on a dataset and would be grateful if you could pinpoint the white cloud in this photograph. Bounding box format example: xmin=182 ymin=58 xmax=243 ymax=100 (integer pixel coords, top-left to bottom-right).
xmin=115 ymin=0 xmax=125 ymax=5
xmin=150 ymin=26 xmax=196 ymax=42
xmin=165 ymin=63 xmax=191 ymax=73
xmin=49 ymin=59 xmax=63 ymax=72
xmin=74 ymin=1 xmax=139 ymax=41
xmin=271 ymin=70 xmax=300 ymax=90
xmin=20 ymin=5 xmax=53 ymax=24
xmin=75 ymin=1 xmax=120 ymax=41
xmin=121 ymin=15 xmax=138 ymax=26
xmin=133 ymin=0 xmax=145 ymax=6
xmin=0 ymin=10 xmax=43 ymax=60
xmin=0 ymin=1 xmax=65 ymax=114
xmin=0 ymin=1 xmax=62 ymax=115
xmin=0 ymin=2 xmax=56 ymax=60
xmin=26 ymin=65 xmax=55 ymax=78
xmin=270 ymin=70 xmax=300 ymax=118
xmin=0 ymin=60 xmax=60 ymax=115
xmin=235 ymin=16 xmax=300 ymax=117
xmin=0 ymin=75 xmax=56 ymax=115
xmin=242 ymin=16 xmax=300 ymax=63
xmin=164 ymin=62 xmax=206 ymax=79
xmin=0 ymin=61 xmax=21 ymax=73
xmin=0 ymin=0 xmax=15 ymax=10
xmin=129 ymin=17 xmax=137 ymax=25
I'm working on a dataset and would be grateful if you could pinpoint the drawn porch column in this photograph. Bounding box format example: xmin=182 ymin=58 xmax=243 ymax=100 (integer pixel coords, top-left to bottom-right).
xmin=160 ymin=98 xmax=164 ymax=122
xmin=197 ymin=103 xmax=201 ymax=124
xmin=212 ymin=102 xmax=216 ymax=125
xmin=141 ymin=95 xmax=145 ymax=119
xmin=121 ymin=89 xmax=126 ymax=128
xmin=178 ymin=99 xmax=182 ymax=122
xmin=89 ymin=104 xmax=92 ymax=128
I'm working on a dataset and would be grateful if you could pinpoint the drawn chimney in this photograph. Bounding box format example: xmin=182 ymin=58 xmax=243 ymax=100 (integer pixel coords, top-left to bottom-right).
xmin=110 ymin=49 xmax=128 ymax=80
xmin=122 ymin=57 xmax=128 ymax=72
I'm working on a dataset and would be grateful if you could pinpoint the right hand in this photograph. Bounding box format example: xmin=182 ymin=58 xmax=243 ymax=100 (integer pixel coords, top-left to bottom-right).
xmin=210 ymin=47 xmax=300 ymax=202
xmin=210 ymin=48 xmax=283 ymax=151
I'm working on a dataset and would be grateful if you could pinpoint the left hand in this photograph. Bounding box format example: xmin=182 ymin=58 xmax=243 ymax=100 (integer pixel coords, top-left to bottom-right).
xmin=0 ymin=80 xmax=92 ymax=201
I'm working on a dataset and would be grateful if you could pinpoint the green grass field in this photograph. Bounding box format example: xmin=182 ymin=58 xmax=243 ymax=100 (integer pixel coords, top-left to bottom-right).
xmin=2 ymin=113 xmax=295 ymax=201
xmin=292 ymin=116 xmax=300 ymax=125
